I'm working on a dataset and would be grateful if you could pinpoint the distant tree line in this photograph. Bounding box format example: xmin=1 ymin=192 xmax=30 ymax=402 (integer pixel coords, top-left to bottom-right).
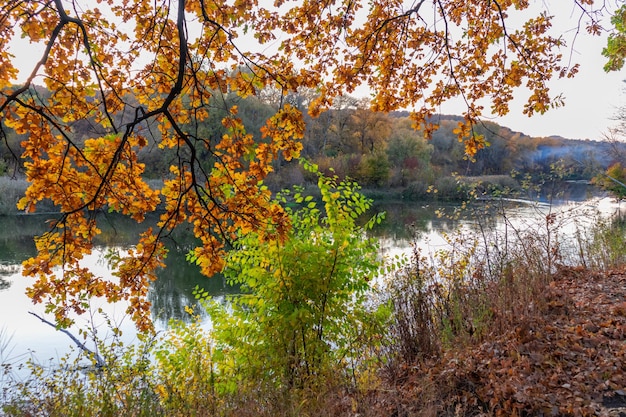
xmin=1 ymin=85 xmax=621 ymax=201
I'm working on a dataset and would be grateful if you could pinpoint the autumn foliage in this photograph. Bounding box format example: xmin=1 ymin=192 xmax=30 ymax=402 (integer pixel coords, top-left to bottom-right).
xmin=0 ymin=0 xmax=613 ymax=329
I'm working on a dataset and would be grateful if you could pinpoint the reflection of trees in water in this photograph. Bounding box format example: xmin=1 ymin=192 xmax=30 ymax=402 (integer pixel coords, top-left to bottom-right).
xmin=148 ymin=241 xmax=238 ymax=326
xmin=0 ymin=276 xmax=10 ymax=291
xmin=370 ymin=183 xmax=603 ymax=241
xmin=369 ymin=201 xmax=463 ymax=241
xmin=0 ymin=213 xmax=243 ymax=324
xmin=0 ymin=263 xmax=19 ymax=291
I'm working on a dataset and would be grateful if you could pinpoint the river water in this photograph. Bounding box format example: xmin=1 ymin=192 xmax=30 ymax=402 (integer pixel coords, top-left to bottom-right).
xmin=0 ymin=190 xmax=622 ymax=368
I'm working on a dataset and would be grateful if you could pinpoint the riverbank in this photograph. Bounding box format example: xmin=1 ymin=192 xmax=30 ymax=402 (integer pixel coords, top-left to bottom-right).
xmin=3 ymin=265 xmax=624 ymax=416
xmin=366 ymin=266 xmax=626 ymax=416
xmin=0 ymin=189 xmax=623 ymax=416
xmin=0 ymin=173 xmax=600 ymax=216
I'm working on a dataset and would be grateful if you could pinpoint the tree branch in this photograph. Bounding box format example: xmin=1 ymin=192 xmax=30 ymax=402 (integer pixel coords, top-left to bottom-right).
xmin=28 ymin=311 xmax=106 ymax=368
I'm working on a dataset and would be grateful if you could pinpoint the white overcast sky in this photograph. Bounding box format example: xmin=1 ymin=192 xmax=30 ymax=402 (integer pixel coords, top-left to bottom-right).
xmin=9 ymin=1 xmax=626 ymax=141
xmin=436 ymin=1 xmax=626 ymax=140
xmin=490 ymin=19 xmax=626 ymax=141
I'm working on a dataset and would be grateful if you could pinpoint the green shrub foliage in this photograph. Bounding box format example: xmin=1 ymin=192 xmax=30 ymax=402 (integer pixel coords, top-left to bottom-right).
xmin=199 ymin=165 xmax=385 ymax=391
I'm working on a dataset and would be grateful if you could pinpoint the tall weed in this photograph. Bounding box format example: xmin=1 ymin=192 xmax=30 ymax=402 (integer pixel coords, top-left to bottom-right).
xmin=574 ymin=211 xmax=626 ymax=269
xmin=1 ymin=315 xmax=161 ymax=417
xmin=383 ymin=180 xmax=626 ymax=382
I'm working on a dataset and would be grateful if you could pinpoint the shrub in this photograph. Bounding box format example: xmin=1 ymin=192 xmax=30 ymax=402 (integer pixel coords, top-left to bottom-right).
xmin=434 ymin=175 xmax=468 ymax=201
xmin=198 ymin=167 xmax=387 ymax=393
xmin=154 ymin=319 xmax=221 ymax=416
xmin=592 ymin=162 xmax=626 ymax=200
xmin=358 ymin=152 xmax=390 ymax=187
xmin=457 ymin=175 xmax=521 ymax=197
xmin=401 ymin=180 xmax=429 ymax=200
xmin=2 ymin=325 xmax=161 ymax=417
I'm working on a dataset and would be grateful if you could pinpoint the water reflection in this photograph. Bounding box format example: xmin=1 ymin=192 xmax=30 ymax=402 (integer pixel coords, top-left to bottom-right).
xmin=369 ymin=202 xmax=462 ymax=240
xmin=0 ymin=212 xmax=238 ymax=326
xmin=0 ymin=194 xmax=622 ymax=365
xmin=0 ymin=193 xmax=621 ymax=328
xmin=0 ymin=215 xmax=42 ymax=264
xmin=0 ymin=262 xmax=19 ymax=292
xmin=149 ymin=244 xmax=237 ymax=326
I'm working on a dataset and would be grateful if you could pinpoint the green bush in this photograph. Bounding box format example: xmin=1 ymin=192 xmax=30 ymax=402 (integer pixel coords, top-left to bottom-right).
xmin=358 ymin=152 xmax=390 ymax=187
xmin=198 ymin=167 xmax=387 ymax=392
xmin=433 ymin=176 xmax=468 ymax=201
xmin=401 ymin=180 xmax=429 ymax=200
xmin=2 ymin=328 xmax=161 ymax=417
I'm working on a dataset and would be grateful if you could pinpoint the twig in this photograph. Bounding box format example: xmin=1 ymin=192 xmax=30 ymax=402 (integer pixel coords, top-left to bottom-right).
xmin=28 ymin=311 xmax=106 ymax=368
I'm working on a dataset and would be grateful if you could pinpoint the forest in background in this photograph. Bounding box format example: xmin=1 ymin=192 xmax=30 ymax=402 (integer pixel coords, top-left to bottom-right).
xmin=1 ymin=85 xmax=622 ymax=205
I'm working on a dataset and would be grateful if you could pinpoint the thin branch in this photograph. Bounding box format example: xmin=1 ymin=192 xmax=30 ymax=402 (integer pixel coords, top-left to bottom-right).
xmin=28 ymin=311 xmax=106 ymax=369
xmin=492 ymin=0 xmax=545 ymax=76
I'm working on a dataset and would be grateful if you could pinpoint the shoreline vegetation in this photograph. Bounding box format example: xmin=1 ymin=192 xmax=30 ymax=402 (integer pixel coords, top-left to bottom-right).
xmin=1 ymin=170 xmax=625 ymax=416
xmin=0 ymin=172 xmax=600 ymax=217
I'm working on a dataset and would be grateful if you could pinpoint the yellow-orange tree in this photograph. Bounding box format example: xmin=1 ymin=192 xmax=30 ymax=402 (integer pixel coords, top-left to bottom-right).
xmin=0 ymin=0 xmax=612 ymax=330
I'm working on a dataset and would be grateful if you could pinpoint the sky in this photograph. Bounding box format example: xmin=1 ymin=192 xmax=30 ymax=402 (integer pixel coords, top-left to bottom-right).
xmin=438 ymin=1 xmax=626 ymax=141
xmin=8 ymin=1 xmax=626 ymax=142
xmin=489 ymin=27 xmax=626 ymax=141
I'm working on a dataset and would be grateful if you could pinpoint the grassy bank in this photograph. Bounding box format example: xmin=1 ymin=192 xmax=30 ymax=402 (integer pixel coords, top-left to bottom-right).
xmin=0 ymin=172 xmax=594 ymax=217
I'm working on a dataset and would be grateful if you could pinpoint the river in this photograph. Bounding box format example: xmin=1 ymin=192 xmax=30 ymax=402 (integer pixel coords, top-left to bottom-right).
xmin=0 ymin=190 xmax=622 ymax=369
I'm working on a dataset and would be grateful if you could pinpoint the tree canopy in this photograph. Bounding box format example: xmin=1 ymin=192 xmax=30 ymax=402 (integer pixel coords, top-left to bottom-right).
xmin=0 ymin=0 xmax=615 ymax=330
xmin=603 ymin=3 xmax=626 ymax=71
